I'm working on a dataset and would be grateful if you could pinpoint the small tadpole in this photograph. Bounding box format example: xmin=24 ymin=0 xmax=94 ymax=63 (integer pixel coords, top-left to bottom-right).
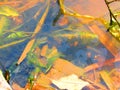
xmin=4 ymin=70 xmax=10 ymax=83
xmin=0 ymin=61 xmax=11 ymax=83
xmin=52 ymin=0 xmax=64 ymax=26
xmin=57 ymin=0 xmax=61 ymax=6
xmin=52 ymin=10 xmax=63 ymax=26
xmin=107 ymin=28 xmax=110 ymax=32
xmin=15 ymin=63 xmax=19 ymax=66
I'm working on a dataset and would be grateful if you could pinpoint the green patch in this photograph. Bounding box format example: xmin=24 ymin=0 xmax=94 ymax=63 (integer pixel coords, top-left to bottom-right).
xmin=0 ymin=5 xmax=19 ymax=17
xmin=0 ymin=15 xmax=11 ymax=36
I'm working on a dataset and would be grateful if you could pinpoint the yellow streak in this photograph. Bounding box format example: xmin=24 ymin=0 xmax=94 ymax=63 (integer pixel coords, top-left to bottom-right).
xmin=0 ymin=39 xmax=26 ymax=49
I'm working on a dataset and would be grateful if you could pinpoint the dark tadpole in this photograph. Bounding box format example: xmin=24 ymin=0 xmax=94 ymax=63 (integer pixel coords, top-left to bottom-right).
xmin=0 ymin=61 xmax=10 ymax=83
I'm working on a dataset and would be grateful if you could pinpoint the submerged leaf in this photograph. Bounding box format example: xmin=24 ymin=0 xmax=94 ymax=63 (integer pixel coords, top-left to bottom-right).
xmin=17 ymin=38 xmax=36 ymax=65
xmin=7 ymin=31 xmax=30 ymax=39
xmin=114 ymin=12 xmax=120 ymax=17
xmin=17 ymin=0 xmax=50 ymax=65
xmin=58 ymin=0 xmax=95 ymax=22
xmin=0 ymin=15 xmax=11 ymax=35
xmin=58 ymin=0 xmax=65 ymax=13
xmin=40 ymin=45 xmax=48 ymax=56
xmin=27 ymin=45 xmax=60 ymax=74
xmin=88 ymin=24 xmax=120 ymax=57
xmin=100 ymin=70 xmax=117 ymax=90
xmin=0 ymin=5 xmax=19 ymax=16
xmin=47 ymin=46 xmax=58 ymax=58
xmin=54 ymin=30 xmax=98 ymax=41
xmin=0 ymin=38 xmax=27 ymax=49
xmin=46 ymin=54 xmax=60 ymax=73
xmin=40 ymin=46 xmax=60 ymax=73
xmin=109 ymin=25 xmax=120 ymax=41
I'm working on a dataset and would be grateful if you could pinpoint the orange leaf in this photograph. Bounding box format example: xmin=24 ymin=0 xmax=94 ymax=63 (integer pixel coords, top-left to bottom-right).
xmin=81 ymin=77 xmax=107 ymax=90
xmin=47 ymin=46 xmax=58 ymax=58
xmin=17 ymin=38 xmax=35 ymax=65
xmin=46 ymin=58 xmax=84 ymax=79
xmin=36 ymin=73 xmax=51 ymax=86
xmin=0 ymin=1 xmax=22 ymax=7
xmin=40 ymin=45 xmax=48 ymax=56
xmin=31 ymin=1 xmax=50 ymax=38
xmin=84 ymin=58 xmax=116 ymax=72
xmin=26 ymin=58 xmax=85 ymax=89
xmin=25 ymin=73 xmax=54 ymax=90
xmin=88 ymin=25 xmax=120 ymax=57
xmin=12 ymin=82 xmax=25 ymax=90
xmin=17 ymin=0 xmax=41 ymax=13
xmin=17 ymin=1 xmax=50 ymax=65
xmin=100 ymin=70 xmax=117 ymax=90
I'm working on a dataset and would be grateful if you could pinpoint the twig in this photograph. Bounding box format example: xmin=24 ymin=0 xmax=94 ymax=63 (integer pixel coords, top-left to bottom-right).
xmin=107 ymin=0 xmax=120 ymax=4
xmin=0 ymin=1 xmax=22 ymax=6
xmin=80 ymin=77 xmax=107 ymax=90
xmin=104 ymin=0 xmax=120 ymax=31
xmin=16 ymin=0 xmax=50 ymax=65
xmin=84 ymin=57 xmax=120 ymax=73
xmin=17 ymin=0 xmax=41 ymax=13
xmin=0 ymin=38 xmax=27 ymax=49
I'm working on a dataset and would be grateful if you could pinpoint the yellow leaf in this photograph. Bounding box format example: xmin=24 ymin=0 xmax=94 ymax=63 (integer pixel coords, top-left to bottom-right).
xmin=0 ymin=5 xmax=19 ymax=16
xmin=0 ymin=15 xmax=10 ymax=35
xmin=31 ymin=0 xmax=50 ymax=38
xmin=47 ymin=46 xmax=58 ymax=59
xmin=88 ymin=25 xmax=120 ymax=57
xmin=40 ymin=45 xmax=48 ymax=56
xmin=17 ymin=38 xmax=35 ymax=65
xmin=100 ymin=70 xmax=117 ymax=90
xmin=58 ymin=0 xmax=95 ymax=23
xmin=59 ymin=0 xmax=65 ymax=13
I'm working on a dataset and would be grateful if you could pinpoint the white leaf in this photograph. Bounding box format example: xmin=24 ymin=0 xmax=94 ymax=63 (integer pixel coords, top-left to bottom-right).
xmin=52 ymin=74 xmax=89 ymax=90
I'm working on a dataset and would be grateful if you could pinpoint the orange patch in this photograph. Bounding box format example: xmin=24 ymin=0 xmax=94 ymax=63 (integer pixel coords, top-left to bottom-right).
xmin=58 ymin=16 xmax=69 ymax=26
xmin=73 ymin=41 xmax=78 ymax=46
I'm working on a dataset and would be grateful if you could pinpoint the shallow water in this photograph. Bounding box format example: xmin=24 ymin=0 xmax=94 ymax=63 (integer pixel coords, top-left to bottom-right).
xmin=0 ymin=0 xmax=120 ymax=88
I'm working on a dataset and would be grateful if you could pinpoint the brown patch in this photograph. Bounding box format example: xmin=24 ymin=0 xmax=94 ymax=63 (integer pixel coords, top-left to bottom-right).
xmin=58 ymin=16 xmax=69 ymax=26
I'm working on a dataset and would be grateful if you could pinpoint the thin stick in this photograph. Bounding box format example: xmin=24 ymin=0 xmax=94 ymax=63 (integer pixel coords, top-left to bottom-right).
xmin=0 ymin=1 xmax=22 ymax=5
xmin=107 ymin=0 xmax=120 ymax=4
xmin=17 ymin=0 xmax=41 ymax=13
xmin=0 ymin=39 xmax=27 ymax=49
xmin=17 ymin=0 xmax=50 ymax=65
xmin=80 ymin=77 xmax=107 ymax=90
xmin=84 ymin=57 xmax=120 ymax=73
xmin=100 ymin=70 xmax=117 ymax=90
